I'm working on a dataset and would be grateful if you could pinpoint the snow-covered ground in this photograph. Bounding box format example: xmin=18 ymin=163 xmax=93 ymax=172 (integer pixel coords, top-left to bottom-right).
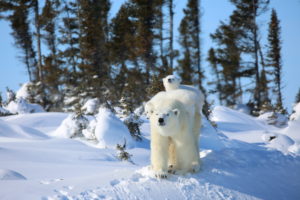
xmin=1 ymin=106 xmax=300 ymax=200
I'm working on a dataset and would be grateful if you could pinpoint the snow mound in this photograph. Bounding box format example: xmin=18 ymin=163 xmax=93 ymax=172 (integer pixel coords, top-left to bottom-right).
xmin=95 ymin=107 xmax=135 ymax=149
xmin=0 ymin=119 xmax=47 ymax=139
xmin=283 ymin=103 xmax=300 ymax=143
xmin=234 ymin=104 xmax=251 ymax=115
xmin=290 ymin=102 xmax=300 ymax=121
xmin=212 ymin=106 xmax=265 ymax=130
xmin=2 ymin=112 xmax=68 ymax=135
xmin=258 ymin=112 xmax=288 ymax=127
xmin=0 ymin=169 xmax=26 ymax=180
xmin=16 ymin=82 xmax=31 ymax=100
xmin=52 ymin=114 xmax=88 ymax=138
xmin=82 ymin=98 xmax=99 ymax=115
xmin=5 ymin=98 xmax=44 ymax=114
xmin=264 ymin=134 xmax=295 ymax=155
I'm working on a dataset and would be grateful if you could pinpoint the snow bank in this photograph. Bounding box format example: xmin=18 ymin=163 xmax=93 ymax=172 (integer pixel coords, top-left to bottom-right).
xmin=95 ymin=107 xmax=134 ymax=149
xmin=212 ymin=106 xmax=265 ymax=129
xmin=212 ymin=105 xmax=300 ymax=155
xmin=283 ymin=102 xmax=300 ymax=143
xmin=0 ymin=169 xmax=27 ymax=180
xmin=2 ymin=112 xmax=68 ymax=135
xmin=0 ymin=107 xmax=10 ymax=116
xmin=258 ymin=112 xmax=288 ymax=127
xmin=0 ymin=119 xmax=47 ymax=139
xmin=5 ymin=98 xmax=44 ymax=114
xmin=200 ymin=117 xmax=226 ymax=151
xmin=290 ymin=102 xmax=300 ymax=121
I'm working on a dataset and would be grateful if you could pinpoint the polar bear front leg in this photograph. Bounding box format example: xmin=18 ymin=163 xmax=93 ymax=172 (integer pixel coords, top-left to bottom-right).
xmin=168 ymin=138 xmax=177 ymax=174
xmin=151 ymin=131 xmax=169 ymax=178
xmin=173 ymin=132 xmax=200 ymax=174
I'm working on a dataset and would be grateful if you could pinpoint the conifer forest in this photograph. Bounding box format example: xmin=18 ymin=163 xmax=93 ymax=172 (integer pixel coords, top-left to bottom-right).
xmin=0 ymin=0 xmax=291 ymax=116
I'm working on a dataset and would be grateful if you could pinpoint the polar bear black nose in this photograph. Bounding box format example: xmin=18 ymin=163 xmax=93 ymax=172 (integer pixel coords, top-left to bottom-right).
xmin=158 ymin=118 xmax=164 ymax=124
xmin=168 ymin=78 xmax=172 ymax=83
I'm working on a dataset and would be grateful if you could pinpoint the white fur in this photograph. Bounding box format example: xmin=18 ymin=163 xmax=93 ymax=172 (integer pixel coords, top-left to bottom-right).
xmin=162 ymin=75 xmax=205 ymax=113
xmin=146 ymin=91 xmax=201 ymax=178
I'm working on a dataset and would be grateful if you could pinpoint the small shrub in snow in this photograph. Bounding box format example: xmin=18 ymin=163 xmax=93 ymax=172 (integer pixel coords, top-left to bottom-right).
xmin=118 ymin=97 xmax=143 ymax=141
xmin=54 ymin=108 xmax=89 ymax=138
xmin=0 ymin=107 xmax=12 ymax=116
xmin=82 ymin=118 xmax=97 ymax=141
xmin=71 ymin=106 xmax=89 ymax=138
xmin=5 ymin=98 xmax=44 ymax=114
xmin=82 ymin=98 xmax=99 ymax=115
xmin=123 ymin=113 xmax=143 ymax=141
xmin=6 ymin=87 xmax=16 ymax=104
xmin=116 ymin=140 xmax=132 ymax=162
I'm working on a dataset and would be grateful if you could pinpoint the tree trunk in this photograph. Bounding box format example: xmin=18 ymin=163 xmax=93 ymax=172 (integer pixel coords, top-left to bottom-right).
xmin=168 ymin=0 xmax=174 ymax=72
xmin=252 ymin=0 xmax=261 ymax=108
xmin=34 ymin=0 xmax=43 ymax=82
xmin=195 ymin=0 xmax=202 ymax=89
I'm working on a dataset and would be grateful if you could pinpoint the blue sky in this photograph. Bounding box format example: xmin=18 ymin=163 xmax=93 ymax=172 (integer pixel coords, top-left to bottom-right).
xmin=1 ymin=0 xmax=299 ymax=111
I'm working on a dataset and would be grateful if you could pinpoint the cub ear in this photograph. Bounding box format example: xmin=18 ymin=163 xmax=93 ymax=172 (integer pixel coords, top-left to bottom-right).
xmin=173 ymin=108 xmax=180 ymax=116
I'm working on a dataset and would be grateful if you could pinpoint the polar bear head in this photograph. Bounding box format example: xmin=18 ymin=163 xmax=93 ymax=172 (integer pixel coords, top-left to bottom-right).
xmin=147 ymin=98 xmax=185 ymax=137
xmin=162 ymin=75 xmax=181 ymax=91
xmin=144 ymin=91 xmax=166 ymax=118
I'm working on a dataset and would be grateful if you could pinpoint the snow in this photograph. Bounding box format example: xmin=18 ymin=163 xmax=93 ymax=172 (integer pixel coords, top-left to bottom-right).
xmin=0 ymin=105 xmax=300 ymax=199
xmin=0 ymin=106 xmax=10 ymax=115
xmin=95 ymin=107 xmax=135 ymax=148
xmin=81 ymin=98 xmax=99 ymax=115
xmin=5 ymin=98 xmax=45 ymax=114
xmin=16 ymin=82 xmax=31 ymax=100
xmin=0 ymin=169 xmax=27 ymax=180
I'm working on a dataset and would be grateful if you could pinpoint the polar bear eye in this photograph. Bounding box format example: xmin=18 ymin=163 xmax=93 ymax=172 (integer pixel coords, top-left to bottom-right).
xmin=166 ymin=113 xmax=169 ymax=117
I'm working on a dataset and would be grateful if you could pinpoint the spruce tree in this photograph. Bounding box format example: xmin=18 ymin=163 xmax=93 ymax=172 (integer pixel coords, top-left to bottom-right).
xmin=40 ymin=0 xmax=62 ymax=111
xmin=58 ymin=0 xmax=81 ymax=88
xmin=266 ymin=9 xmax=284 ymax=113
xmin=4 ymin=0 xmax=38 ymax=82
xmin=207 ymin=48 xmax=223 ymax=105
xmin=168 ymin=0 xmax=174 ymax=71
xmin=129 ymin=0 xmax=157 ymax=84
xmin=295 ymin=88 xmax=300 ymax=104
xmin=229 ymin=0 xmax=270 ymax=110
xmin=210 ymin=22 xmax=242 ymax=106
xmin=77 ymin=0 xmax=111 ymax=100
xmin=177 ymin=0 xmax=203 ymax=91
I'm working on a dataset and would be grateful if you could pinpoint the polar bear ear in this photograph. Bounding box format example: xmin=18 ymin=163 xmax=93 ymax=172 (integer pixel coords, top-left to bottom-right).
xmin=145 ymin=101 xmax=154 ymax=117
xmin=172 ymin=109 xmax=180 ymax=116
xmin=176 ymin=76 xmax=182 ymax=84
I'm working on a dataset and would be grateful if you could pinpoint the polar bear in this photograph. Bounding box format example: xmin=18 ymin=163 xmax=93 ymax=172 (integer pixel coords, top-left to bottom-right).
xmin=163 ymin=74 xmax=204 ymax=151
xmin=146 ymin=92 xmax=201 ymax=178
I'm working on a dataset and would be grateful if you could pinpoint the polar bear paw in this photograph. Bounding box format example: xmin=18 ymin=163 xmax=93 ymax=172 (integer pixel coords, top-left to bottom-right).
xmin=190 ymin=163 xmax=201 ymax=173
xmin=154 ymin=170 xmax=168 ymax=179
xmin=167 ymin=165 xmax=176 ymax=174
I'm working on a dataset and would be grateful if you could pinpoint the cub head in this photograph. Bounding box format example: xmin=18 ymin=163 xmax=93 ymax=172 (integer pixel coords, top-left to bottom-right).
xmin=150 ymin=106 xmax=181 ymax=137
xmin=162 ymin=75 xmax=181 ymax=91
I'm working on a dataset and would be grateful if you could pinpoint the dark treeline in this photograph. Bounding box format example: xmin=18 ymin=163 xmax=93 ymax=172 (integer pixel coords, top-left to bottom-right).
xmin=0 ymin=0 xmax=285 ymax=116
xmin=208 ymin=0 xmax=286 ymax=115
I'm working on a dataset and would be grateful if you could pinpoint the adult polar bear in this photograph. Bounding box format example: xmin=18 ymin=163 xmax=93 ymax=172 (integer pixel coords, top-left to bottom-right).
xmin=145 ymin=88 xmax=202 ymax=178
xmin=163 ymin=74 xmax=204 ymax=162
